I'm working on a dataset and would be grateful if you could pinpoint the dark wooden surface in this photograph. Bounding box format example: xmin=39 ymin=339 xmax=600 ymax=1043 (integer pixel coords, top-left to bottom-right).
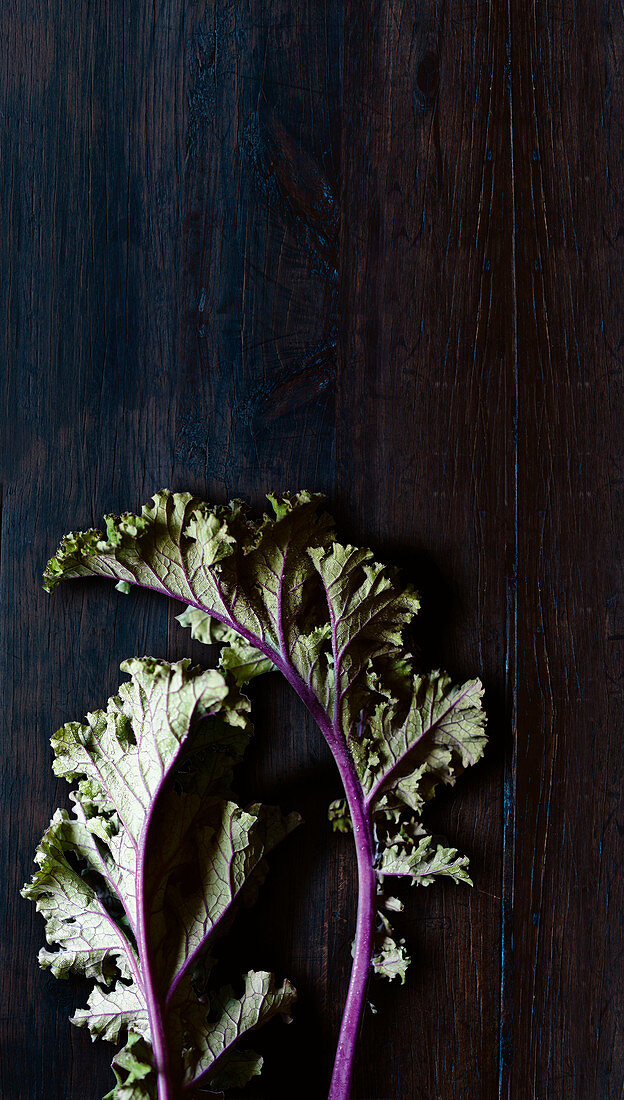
xmin=1 ymin=3 xmax=622 ymax=1098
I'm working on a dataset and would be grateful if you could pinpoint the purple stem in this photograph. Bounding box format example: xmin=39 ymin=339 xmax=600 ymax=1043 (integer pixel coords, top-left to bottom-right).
xmin=327 ymin=746 xmax=376 ymax=1100
xmin=135 ymin=796 xmax=174 ymax=1100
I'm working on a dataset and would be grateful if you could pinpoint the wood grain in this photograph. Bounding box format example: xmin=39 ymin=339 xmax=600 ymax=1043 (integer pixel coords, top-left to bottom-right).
xmin=1 ymin=3 xmax=184 ymax=1096
xmin=337 ymin=4 xmax=513 ymax=1097
xmin=509 ymin=1 xmax=624 ymax=1096
xmin=1 ymin=1 xmax=623 ymax=1097
xmin=176 ymin=6 xmax=342 ymax=1096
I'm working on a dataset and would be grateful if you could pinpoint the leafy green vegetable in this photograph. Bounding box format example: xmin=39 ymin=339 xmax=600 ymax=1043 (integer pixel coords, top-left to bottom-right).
xmin=23 ymin=658 xmax=298 ymax=1099
xmin=44 ymin=491 xmax=486 ymax=1100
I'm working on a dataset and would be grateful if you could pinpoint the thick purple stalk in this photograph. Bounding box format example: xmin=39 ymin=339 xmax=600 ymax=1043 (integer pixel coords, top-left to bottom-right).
xmin=136 ymin=786 xmax=175 ymax=1099
xmin=327 ymin=748 xmax=376 ymax=1100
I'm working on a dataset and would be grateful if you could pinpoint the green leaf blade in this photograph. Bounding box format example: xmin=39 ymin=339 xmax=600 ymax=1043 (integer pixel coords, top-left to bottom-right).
xmin=362 ymin=673 xmax=487 ymax=813
xmin=24 ymin=658 xmax=297 ymax=1099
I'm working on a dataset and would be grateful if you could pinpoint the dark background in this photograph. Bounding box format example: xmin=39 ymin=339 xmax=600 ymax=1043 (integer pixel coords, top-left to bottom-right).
xmin=1 ymin=3 xmax=622 ymax=1098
